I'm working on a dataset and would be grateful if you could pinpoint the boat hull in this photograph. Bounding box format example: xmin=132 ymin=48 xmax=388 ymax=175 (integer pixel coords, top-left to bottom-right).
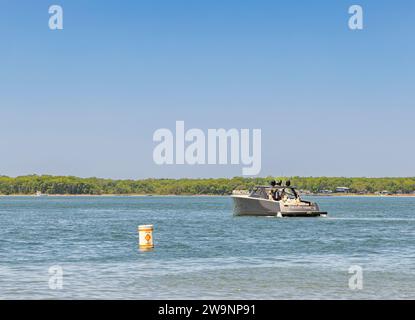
xmin=231 ymin=195 xmax=327 ymax=217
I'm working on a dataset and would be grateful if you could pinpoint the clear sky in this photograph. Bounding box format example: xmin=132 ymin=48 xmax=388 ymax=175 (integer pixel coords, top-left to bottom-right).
xmin=0 ymin=0 xmax=414 ymax=179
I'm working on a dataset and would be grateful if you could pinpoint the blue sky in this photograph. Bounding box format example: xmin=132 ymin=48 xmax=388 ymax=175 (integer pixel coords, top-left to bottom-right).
xmin=0 ymin=0 xmax=414 ymax=179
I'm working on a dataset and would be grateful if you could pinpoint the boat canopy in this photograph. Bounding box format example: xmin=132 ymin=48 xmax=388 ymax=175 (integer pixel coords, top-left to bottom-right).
xmin=249 ymin=185 xmax=299 ymax=199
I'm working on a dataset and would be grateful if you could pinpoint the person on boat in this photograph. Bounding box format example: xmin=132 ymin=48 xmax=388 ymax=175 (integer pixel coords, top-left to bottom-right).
xmin=268 ymin=188 xmax=281 ymax=201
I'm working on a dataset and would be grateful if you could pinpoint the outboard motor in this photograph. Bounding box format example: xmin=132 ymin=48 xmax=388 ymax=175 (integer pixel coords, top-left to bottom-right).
xmin=286 ymin=180 xmax=291 ymax=187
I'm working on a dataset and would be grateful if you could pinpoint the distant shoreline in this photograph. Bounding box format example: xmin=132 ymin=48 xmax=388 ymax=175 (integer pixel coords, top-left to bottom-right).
xmin=2 ymin=175 xmax=415 ymax=196
xmin=1 ymin=193 xmax=415 ymax=198
xmin=0 ymin=194 xmax=225 ymax=197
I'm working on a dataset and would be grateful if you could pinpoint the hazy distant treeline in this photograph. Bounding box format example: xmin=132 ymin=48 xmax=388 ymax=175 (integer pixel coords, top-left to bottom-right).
xmin=0 ymin=175 xmax=414 ymax=195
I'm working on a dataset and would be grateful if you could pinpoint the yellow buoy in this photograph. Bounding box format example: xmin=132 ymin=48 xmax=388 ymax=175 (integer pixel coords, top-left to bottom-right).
xmin=138 ymin=224 xmax=154 ymax=249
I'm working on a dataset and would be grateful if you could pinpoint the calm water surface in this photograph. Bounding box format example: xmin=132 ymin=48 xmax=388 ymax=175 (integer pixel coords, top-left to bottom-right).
xmin=0 ymin=196 xmax=414 ymax=299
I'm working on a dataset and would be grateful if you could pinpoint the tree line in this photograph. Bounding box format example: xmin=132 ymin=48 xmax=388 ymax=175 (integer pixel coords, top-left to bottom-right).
xmin=0 ymin=175 xmax=414 ymax=195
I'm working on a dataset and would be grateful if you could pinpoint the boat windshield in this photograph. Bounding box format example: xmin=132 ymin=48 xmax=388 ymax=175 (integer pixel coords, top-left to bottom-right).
xmin=249 ymin=187 xmax=269 ymax=199
xmin=248 ymin=186 xmax=300 ymax=200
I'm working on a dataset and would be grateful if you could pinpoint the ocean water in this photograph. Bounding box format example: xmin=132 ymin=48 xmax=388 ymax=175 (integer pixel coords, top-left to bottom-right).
xmin=0 ymin=196 xmax=414 ymax=299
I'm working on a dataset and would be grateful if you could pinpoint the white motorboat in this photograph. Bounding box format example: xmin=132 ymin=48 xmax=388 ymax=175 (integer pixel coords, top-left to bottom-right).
xmin=232 ymin=180 xmax=327 ymax=217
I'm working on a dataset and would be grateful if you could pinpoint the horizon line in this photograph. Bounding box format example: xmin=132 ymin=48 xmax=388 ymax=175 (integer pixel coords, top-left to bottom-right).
xmin=1 ymin=174 xmax=415 ymax=180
